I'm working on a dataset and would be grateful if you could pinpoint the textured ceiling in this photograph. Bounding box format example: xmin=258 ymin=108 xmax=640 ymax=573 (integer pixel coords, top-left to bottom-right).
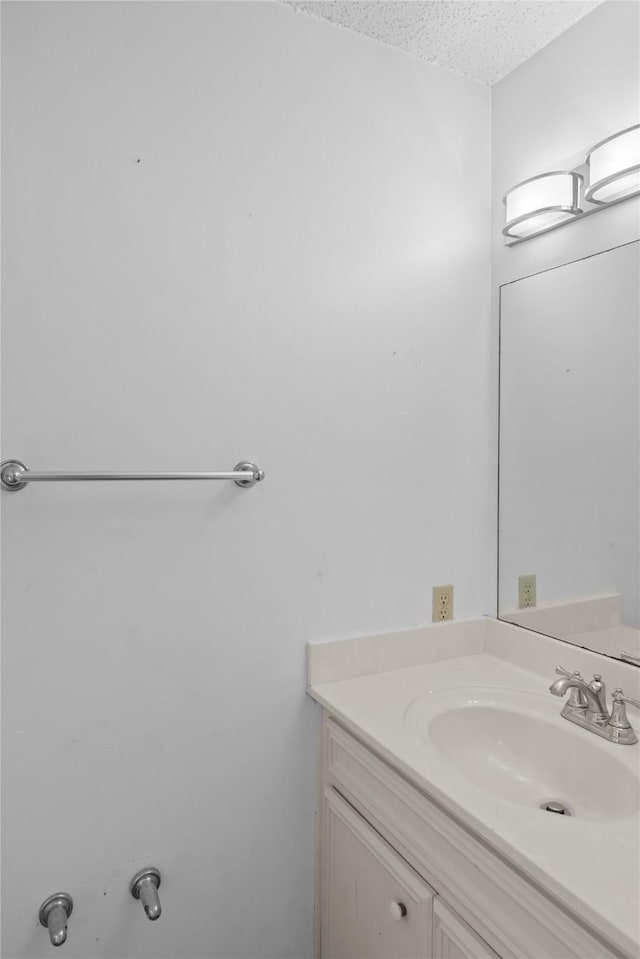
xmin=284 ymin=1 xmax=604 ymax=85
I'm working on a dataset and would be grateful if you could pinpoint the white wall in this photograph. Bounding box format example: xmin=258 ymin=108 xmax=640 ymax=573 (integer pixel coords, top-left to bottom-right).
xmin=1 ymin=3 xmax=492 ymax=957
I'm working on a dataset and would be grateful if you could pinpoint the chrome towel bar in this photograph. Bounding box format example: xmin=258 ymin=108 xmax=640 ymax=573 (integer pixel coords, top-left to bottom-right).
xmin=0 ymin=459 xmax=265 ymax=491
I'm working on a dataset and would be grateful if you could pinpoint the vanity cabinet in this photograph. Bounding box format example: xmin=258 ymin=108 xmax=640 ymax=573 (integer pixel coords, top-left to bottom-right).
xmin=323 ymin=788 xmax=434 ymax=958
xmin=323 ymin=786 xmax=498 ymax=959
xmin=318 ymin=715 xmax=625 ymax=959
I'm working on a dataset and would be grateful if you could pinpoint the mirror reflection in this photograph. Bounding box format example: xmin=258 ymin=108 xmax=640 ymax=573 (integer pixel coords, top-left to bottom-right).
xmin=499 ymin=240 xmax=640 ymax=663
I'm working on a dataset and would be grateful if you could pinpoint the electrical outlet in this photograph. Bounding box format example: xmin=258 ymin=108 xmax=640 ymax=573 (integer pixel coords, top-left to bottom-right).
xmin=432 ymin=584 xmax=454 ymax=622
xmin=518 ymin=574 xmax=536 ymax=608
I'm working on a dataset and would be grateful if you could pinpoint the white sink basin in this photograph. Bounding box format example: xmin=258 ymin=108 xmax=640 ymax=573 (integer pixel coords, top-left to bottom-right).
xmin=405 ymin=687 xmax=640 ymax=820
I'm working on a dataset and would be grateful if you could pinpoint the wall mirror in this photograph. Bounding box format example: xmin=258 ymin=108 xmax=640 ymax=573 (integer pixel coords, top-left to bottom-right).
xmin=498 ymin=239 xmax=639 ymax=664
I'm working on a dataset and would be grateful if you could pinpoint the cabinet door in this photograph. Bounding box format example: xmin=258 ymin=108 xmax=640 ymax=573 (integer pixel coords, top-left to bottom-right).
xmin=433 ymin=900 xmax=501 ymax=959
xmin=322 ymin=788 xmax=434 ymax=959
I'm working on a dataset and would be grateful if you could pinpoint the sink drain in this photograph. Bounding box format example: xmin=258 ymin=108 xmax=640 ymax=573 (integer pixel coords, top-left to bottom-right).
xmin=540 ymin=800 xmax=571 ymax=816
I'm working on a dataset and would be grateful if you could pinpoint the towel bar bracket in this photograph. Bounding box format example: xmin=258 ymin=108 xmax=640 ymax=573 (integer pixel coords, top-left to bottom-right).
xmin=1 ymin=461 xmax=29 ymax=491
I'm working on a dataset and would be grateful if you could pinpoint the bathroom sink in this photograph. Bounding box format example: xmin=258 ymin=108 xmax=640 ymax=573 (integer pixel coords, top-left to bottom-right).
xmin=404 ymin=687 xmax=640 ymax=820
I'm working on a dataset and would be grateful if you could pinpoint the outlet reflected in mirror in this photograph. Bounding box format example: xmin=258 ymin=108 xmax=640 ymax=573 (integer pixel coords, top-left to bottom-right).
xmin=498 ymin=240 xmax=640 ymax=664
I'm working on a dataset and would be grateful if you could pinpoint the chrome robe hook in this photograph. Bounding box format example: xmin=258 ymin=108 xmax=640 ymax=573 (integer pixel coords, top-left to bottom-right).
xmin=130 ymin=867 xmax=162 ymax=920
xmin=38 ymin=893 xmax=73 ymax=947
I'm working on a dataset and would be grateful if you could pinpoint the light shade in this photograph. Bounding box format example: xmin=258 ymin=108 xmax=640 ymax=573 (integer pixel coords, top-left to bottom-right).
xmin=503 ymin=171 xmax=582 ymax=239
xmin=585 ymin=124 xmax=640 ymax=204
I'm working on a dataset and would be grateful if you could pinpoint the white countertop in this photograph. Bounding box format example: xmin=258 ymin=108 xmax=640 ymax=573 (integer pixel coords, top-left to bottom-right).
xmin=308 ymin=618 xmax=640 ymax=958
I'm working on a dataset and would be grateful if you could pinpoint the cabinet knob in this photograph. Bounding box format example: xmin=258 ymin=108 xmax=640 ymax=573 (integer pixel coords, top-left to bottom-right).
xmin=389 ymin=901 xmax=407 ymax=921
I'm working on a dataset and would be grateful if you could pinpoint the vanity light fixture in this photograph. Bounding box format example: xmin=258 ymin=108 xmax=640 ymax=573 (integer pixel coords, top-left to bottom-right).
xmin=502 ymin=171 xmax=582 ymax=240
xmin=503 ymin=123 xmax=640 ymax=245
xmin=585 ymin=123 xmax=640 ymax=204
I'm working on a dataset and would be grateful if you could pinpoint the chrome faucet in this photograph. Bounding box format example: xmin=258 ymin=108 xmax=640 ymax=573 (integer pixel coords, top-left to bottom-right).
xmin=550 ymin=666 xmax=639 ymax=745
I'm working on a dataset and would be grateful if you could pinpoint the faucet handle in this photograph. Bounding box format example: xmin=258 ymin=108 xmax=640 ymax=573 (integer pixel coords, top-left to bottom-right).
xmin=621 ymin=651 xmax=640 ymax=665
xmin=556 ymin=666 xmax=584 ymax=680
xmin=613 ymin=689 xmax=640 ymax=709
xmin=608 ymin=689 xmax=640 ymax=743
